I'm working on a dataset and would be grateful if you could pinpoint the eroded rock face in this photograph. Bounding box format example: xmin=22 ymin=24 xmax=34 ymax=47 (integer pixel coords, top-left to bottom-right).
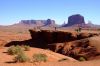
xmin=52 ymin=39 xmax=100 ymax=60
xmin=29 ymin=30 xmax=99 ymax=45
xmin=48 ymin=43 xmax=64 ymax=53
xmin=29 ymin=30 xmax=78 ymax=44
xmin=5 ymin=30 xmax=100 ymax=61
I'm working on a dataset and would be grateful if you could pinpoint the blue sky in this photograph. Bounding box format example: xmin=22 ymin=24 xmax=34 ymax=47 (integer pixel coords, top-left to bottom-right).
xmin=0 ymin=0 xmax=100 ymax=25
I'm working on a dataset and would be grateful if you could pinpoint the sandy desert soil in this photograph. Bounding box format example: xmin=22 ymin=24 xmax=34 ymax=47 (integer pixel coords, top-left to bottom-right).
xmin=89 ymin=36 xmax=100 ymax=52
xmin=0 ymin=47 xmax=100 ymax=66
xmin=0 ymin=29 xmax=100 ymax=66
xmin=0 ymin=47 xmax=77 ymax=65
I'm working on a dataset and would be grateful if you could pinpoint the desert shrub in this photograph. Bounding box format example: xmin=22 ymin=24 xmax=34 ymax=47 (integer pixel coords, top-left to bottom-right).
xmin=24 ymin=45 xmax=30 ymax=51
xmin=15 ymin=45 xmax=23 ymax=54
xmin=7 ymin=45 xmax=23 ymax=55
xmin=58 ymin=58 xmax=68 ymax=62
xmin=7 ymin=45 xmax=16 ymax=55
xmin=78 ymin=57 xmax=86 ymax=61
xmin=78 ymin=27 xmax=82 ymax=32
xmin=32 ymin=53 xmax=47 ymax=62
xmin=75 ymin=27 xmax=82 ymax=33
xmin=14 ymin=53 xmax=30 ymax=63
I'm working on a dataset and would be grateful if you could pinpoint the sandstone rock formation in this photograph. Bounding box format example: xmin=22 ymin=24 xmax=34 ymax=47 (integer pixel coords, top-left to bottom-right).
xmin=63 ymin=14 xmax=85 ymax=27
xmin=44 ymin=19 xmax=55 ymax=27
xmin=20 ymin=19 xmax=55 ymax=27
xmin=50 ymin=39 xmax=100 ymax=60
xmin=5 ymin=30 xmax=100 ymax=61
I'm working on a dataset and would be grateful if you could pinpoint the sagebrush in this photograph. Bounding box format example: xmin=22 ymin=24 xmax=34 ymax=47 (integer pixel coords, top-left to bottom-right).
xmin=32 ymin=53 xmax=47 ymax=62
xmin=14 ymin=53 xmax=30 ymax=63
xmin=7 ymin=45 xmax=23 ymax=55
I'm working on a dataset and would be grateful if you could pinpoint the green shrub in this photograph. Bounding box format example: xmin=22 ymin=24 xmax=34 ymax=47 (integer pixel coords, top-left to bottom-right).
xmin=32 ymin=53 xmax=47 ymax=62
xmin=78 ymin=27 xmax=82 ymax=32
xmin=15 ymin=45 xmax=23 ymax=54
xmin=14 ymin=53 xmax=30 ymax=63
xmin=7 ymin=45 xmax=16 ymax=55
xmin=78 ymin=57 xmax=86 ymax=61
xmin=7 ymin=45 xmax=23 ymax=55
xmin=75 ymin=27 xmax=82 ymax=33
xmin=58 ymin=58 xmax=68 ymax=62
xmin=24 ymin=45 xmax=30 ymax=51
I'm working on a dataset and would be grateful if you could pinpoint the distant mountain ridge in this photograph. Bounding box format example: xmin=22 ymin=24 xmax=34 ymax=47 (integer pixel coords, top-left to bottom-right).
xmin=62 ymin=14 xmax=100 ymax=28
xmin=19 ymin=19 xmax=56 ymax=27
xmin=6 ymin=19 xmax=57 ymax=29
xmin=0 ymin=14 xmax=100 ymax=29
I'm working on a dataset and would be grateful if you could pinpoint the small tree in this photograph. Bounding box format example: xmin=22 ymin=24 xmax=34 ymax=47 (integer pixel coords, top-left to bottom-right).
xmin=78 ymin=27 xmax=82 ymax=32
xmin=75 ymin=27 xmax=82 ymax=33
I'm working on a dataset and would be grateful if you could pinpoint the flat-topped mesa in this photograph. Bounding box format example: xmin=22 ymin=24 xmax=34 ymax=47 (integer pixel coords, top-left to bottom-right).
xmin=20 ymin=19 xmax=56 ymax=27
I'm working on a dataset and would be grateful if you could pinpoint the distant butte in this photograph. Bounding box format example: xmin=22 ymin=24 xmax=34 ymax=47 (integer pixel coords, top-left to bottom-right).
xmin=63 ymin=14 xmax=86 ymax=27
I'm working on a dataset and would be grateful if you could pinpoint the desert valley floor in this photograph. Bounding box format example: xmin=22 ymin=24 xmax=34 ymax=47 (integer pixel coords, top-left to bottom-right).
xmin=0 ymin=28 xmax=100 ymax=66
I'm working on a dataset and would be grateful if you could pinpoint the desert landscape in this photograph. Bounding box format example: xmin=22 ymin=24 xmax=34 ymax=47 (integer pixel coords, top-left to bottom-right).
xmin=0 ymin=25 xmax=100 ymax=66
xmin=0 ymin=0 xmax=100 ymax=66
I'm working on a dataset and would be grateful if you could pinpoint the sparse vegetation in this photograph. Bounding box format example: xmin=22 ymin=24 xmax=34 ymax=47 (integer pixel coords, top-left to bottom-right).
xmin=15 ymin=45 xmax=23 ymax=54
xmin=75 ymin=27 xmax=82 ymax=33
xmin=75 ymin=29 xmax=78 ymax=32
xmin=78 ymin=27 xmax=82 ymax=32
xmin=7 ymin=45 xmax=23 ymax=55
xmin=32 ymin=53 xmax=47 ymax=62
xmin=24 ymin=45 xmax=30 ymax=51
xmin=14 ymin=53 xmax=30 ymax=63
xmin=58 ymin=58 xmax=68 ymax=62
xmin=78 ymin=57 xmax=86 ymax=61
xmin=7 ymin=45 xmax=17 ymax=55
